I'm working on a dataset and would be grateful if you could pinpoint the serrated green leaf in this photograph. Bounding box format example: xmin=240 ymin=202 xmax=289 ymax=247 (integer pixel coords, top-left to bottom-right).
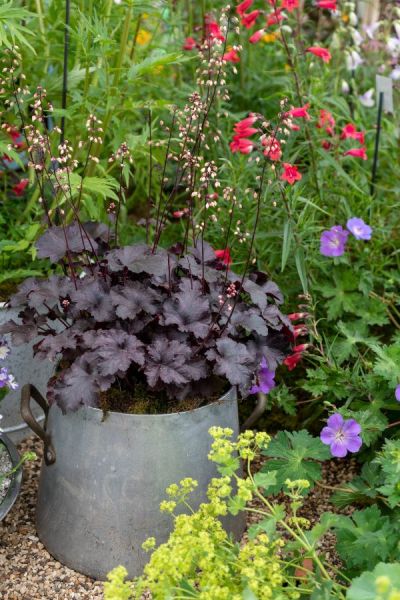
xmin=261 ymin=430 xmax=330 ymax=494
xmin=253 ymin=470 xmax=277 ymax=491
xmin=347 ymin=563 xmax=400 ymax=600
xmin=333 ymin=506 xmax=397 ymax=571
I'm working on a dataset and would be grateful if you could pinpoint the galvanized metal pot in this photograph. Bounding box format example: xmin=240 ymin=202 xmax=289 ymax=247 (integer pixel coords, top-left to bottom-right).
xmin=0 ymin=432 xmax=22 ymax=521
xmin=0 ymin=303 xmax=55 ymax=441
xmin=21 ymin=385 xmax=245 ymax=580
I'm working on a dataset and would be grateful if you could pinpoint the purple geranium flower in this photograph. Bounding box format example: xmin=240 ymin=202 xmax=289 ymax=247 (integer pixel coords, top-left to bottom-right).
xmin=395 ymin=385 xmax=400 ymax=402
xmin=0 ymin=367 xmax=10 ymax=388
xmin=320 ymin=413 xmax=362 ymax=458
xmin=0 ymin=366 xmax=18 ymax=390
xmin=320 ymin=226 xmax=349 ymax=257
xmin=249 ymin=357 xmax=276 ymax=395
xmin=346 ymin=217 xmax=372 ymax=240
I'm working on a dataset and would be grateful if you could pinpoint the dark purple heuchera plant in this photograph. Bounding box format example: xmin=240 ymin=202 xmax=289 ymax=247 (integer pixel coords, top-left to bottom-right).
xmin=0 ymin=12 xmax=291 ymax=413
xmin=2 ymin=227 xmax=289 ymax=412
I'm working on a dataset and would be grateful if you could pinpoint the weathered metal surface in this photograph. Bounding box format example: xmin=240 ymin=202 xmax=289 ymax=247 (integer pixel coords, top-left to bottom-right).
xmin=0 ymin=305 xmax=54 ymax=441
xmin=0 ymin=433 xmax=22 ymax=521
xmin=25 ymin=387 xmax=244 ymax=580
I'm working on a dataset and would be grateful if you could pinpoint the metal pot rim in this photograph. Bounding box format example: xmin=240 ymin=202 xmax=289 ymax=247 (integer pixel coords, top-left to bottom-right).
xmin=0 ymin=433 xmax=22 ymax=521
xmin=65 ymin=386 xmax=237 ymax=421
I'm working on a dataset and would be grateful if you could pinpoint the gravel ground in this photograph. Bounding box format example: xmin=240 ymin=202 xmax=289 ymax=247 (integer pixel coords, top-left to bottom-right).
xmin=0 ymin=442 xmax=12 ymax=503
xmin=0 ymin=436 xmax=357 ymax=599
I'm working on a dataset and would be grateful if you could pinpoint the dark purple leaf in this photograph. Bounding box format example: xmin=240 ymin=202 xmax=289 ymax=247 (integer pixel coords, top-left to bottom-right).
xmin=111 ymin=282 xmax=159 ymax=320
xmin=83 ymin=329 xmax=144 ymax=376
xmin=145 ymin=338 xmax=206 ymax=388
xmin=36 ymin=223 xmax=99 ymax=262
xmin=0 ymin=319 xmax=38 ymax=345
xmin=72 ymin=279 xmax=114 ymax=321
xmin=242 ymin=278 xmax=283 ymax=312
xmin=189 ymin=241 xmax=217 ymax=263
xmin=229 ymin=306 xmax=268 ymax=336
xmin=106 ymin=246 xmax=174 ymax=276
xmin=246 ymin=334 xmax=287 ymax=370
xmin=163 ymin=279 xmax=211 ymax=338
xmin=209 ymin=338 xmax=253 ymax=386
xmin=34 ymin=328 xmax=79 ymax=360
xmin=27 ymin=276 xmax=75 ymax=310
xmin=50 ymin=356 xmax=103 ymax=412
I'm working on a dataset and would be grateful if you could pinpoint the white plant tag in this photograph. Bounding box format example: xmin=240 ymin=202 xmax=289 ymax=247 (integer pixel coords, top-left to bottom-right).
xmin=376 ymin=75 xmax=394 ymax=113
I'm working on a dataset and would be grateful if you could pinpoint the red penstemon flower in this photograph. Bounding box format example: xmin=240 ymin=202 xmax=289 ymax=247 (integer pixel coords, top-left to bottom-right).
xmin=241 ymin=9 xmax=261 ymax=28
xmin=316 ymin=0 xmax=337 ymax=9
xmin=230 ymin=137 xmax=255 ymax=154
xmin=340 ymin=123 xmax=365 ymax=144
xmin=183 ymin=37 xmax=197 ymax=51
xmin=236 ymin=0 xmax=254 ymax=16
xmin=249 ymin=29 xmax=265 ymax=43
xmin=7 ymin=126 xmax=25 ymax=149
xmin=293 ymin=324 xmax=308 ymax=339
xmin=306 ymin=46 xmax=331 ymax=63
xmin=206 ymin=20 xmax=225 ymax=42
xmin=215 ymin=248 xmax=232 ymax=266
xmin=281 ymin=163 xmax=302 ymax=185
xmin=283 ymin=343 xmax=310 ymax=370
xmin=282 ymin=0 xmax=299 ymax=12
xmin=223 ymin=48 xmax=240 ymax=63
xmin=262 ymin=135 xmax=282 ymax=161
xmin=286 ymin=103 xmax=311 ymax=120
xmin=317 ymin=110 xmax=335 ymax=136
xmin=230 ymin=115 xmax=258 ymax=154
xmin=344 ymin=147 xmax=367 ymax=160
xmin=12 ymin=178 xmax=29 ymax=196
xmin=288 ymin=312 xmax=309 ymax=321
xmin=266 ymin=10 xmax=285 ymax=26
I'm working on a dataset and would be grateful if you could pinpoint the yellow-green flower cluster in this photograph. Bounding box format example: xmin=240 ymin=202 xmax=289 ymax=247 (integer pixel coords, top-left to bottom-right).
xmin=375 ymin=575 xmax=400 ymax=600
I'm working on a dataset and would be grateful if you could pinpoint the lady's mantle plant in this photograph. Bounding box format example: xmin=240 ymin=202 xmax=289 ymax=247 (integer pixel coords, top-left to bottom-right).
xmin=0 ymin=19 xmax=290 ymax=413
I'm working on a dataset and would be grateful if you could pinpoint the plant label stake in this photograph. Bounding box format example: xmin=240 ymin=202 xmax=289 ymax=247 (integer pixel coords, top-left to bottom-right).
xmin=370 ymin=75 xmax=393 ymax=197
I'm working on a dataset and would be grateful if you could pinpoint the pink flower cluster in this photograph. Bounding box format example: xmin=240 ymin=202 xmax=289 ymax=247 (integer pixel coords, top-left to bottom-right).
xmin=229 ymin=114 xmax=302 ymax=186
xmin=317 ymin=111 xmax=368 ymax=160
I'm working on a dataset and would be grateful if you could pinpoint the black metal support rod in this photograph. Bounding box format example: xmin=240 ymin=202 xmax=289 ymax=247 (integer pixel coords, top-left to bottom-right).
xmin=370 ymin=91 xmax=384 ymax=197
xmin=60 ymin=0 xmax=71 ymax=145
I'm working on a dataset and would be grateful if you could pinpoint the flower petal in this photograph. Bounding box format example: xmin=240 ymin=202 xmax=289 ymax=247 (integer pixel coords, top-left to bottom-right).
xmin=330 ymin=440 xmax=348 ymax=458
xmin=345 ymin=435 xmax=362 ymax=453
xmin=320 ymin=427 xmax=335 ymax=445
xmin=342 ymin=419 xmax=361 ymax=435
xmin=326 ymin=413 xmax=344 ymax=429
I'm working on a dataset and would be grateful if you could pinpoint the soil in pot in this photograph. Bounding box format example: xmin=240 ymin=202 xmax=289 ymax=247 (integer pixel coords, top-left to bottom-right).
xmin=99 ymin=381 xmax=224 ymax=415
xmin=0 ymin=281 xmax=20 ymax=303
xmin=0 ymin=442 xmax=12 ymax=503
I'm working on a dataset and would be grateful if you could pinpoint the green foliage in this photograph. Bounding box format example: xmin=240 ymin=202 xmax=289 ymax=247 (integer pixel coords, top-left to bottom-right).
xmin=0 ymin=2 xmax=35 ymax=52
xmin=332 ymin=439 xmax=400 ymax=510
xmin=332 ymin=506 xmax=400 ymax=572
xmin=105 ymin=429 xmax=349 ymax=599
xmin=347 ymin=563 xmax=400 ymax=600
xmin=261 ymin=430 xmax=330 ymax=494
xmin=104 ymin=566 xmax=132 ymax=600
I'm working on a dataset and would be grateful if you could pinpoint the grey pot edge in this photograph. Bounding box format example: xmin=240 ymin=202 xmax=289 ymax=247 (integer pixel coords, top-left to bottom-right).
xmin=0 ymin=433 xmax=22 ymax=521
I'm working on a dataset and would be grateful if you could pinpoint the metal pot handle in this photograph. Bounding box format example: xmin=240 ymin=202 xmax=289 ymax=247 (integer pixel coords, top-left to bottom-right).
xmin=20 ymin=384 xmax=56 ymax=465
